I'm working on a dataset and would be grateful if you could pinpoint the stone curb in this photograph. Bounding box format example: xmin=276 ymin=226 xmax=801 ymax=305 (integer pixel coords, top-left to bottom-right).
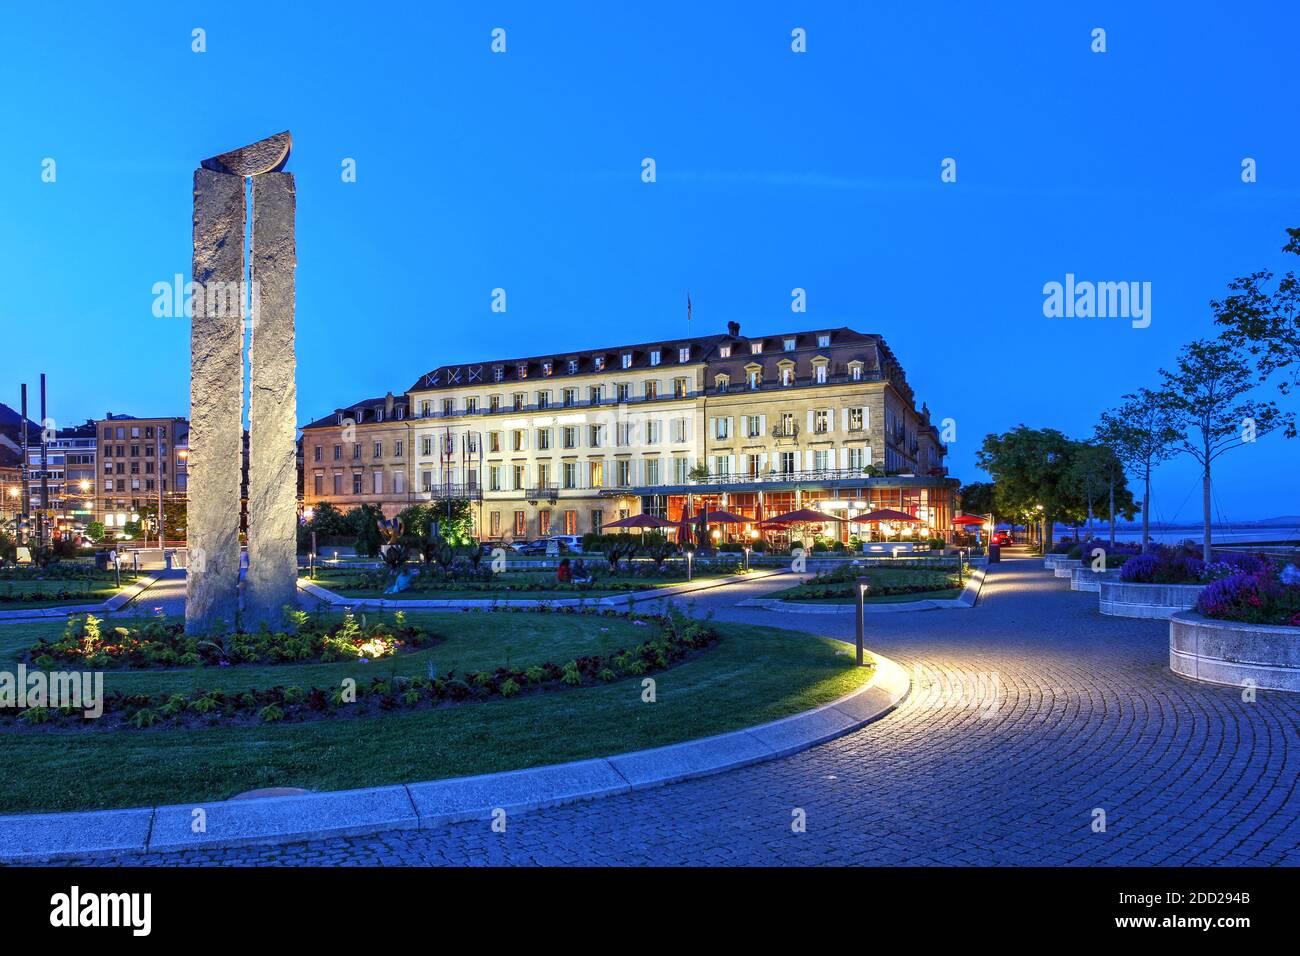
xmin=736 ymin=567 xmax=987 ymax=615
xmin=295 ymin=568 xmax=785 ymax=610
xmin=0 ymin=575 xmax=160 ymax=622
xmin=0 ymin=652 xmax=908 ymax=862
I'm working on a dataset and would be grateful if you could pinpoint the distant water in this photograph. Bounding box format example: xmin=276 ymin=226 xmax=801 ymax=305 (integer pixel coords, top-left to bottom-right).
xmin=1046 ymin=524 xmax=1300 ymax=547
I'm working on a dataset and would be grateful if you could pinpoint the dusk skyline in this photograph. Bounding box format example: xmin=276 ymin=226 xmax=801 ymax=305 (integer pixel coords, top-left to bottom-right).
xmin=4 ymin=0 xmax=1298 ymax=522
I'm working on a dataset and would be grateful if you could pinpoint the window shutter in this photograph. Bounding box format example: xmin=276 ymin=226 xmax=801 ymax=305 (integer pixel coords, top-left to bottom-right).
xmin=805 ymin=450 xmax=814 ymax=470
xmin=806 ymin=410 xmax=814 ymax=433
xmin=759 ymin=414 xmax=766 ymax=436
xmin=865 ymin=445 xmax=873 ymax=466
xmin=841 ymin=408 xmax=849 ymax=432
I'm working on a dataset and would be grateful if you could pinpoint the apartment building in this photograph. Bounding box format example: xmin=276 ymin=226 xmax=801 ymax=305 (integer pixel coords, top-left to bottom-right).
xmin=25 ymin=420 xmax=97 ymax=533
xmin=95 ymin=414 xmax=189 ymax=530
xmin=300 ymin=323 xmax=957 ymax=541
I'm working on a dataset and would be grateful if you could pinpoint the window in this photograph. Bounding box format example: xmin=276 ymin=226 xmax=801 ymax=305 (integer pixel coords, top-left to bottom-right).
xmin=562 ymin=388 xmax=577 ymax=407
xmin=588 ymin=424 xmax=602 ymax=447
xmin=537 ymin=428 xmax=552 ymax=450
xmin=589 ymin=385 xmax=603 ymax=404
xmin=713 ymin=455 xmax=731 ymax=476
xmin=512 ymin=393 xmax=525 ymax=411
xmin=562 ymin=462 xmax=577 ymax=489
xmin=714 ymin=417 xmax=731 ymax=440
xmin=394 ymin=440 xmax=404 ymax=458
xmin=850 ymin=363 xmax=864 ymax=381
xmin=744 ymin=453 xmax=760 ymax=477
xmin=673 ymin=377 xmax=687 ymax=398
xmin=783 ymin=337 xmax=796 ymax=351
xmin=490 ymin=511 xmax=502 ymax=537
xmin=715 ymin=373 xmax=730 ymax=390
xmin=593 ymin=356 xmax=605 ymax=371
xmin=750 ymin=341 xmax=763 ymax=354
xmin=615 ymin=460 xmax=631 ymax=486
xmin=313 ymin=475 xmax=323 ymax=495
xmin=513 ymin=464 xmax=525 ymax=490
xmin=650 ymin=350 xmax=661 ymax=366
xmin=352 ymin=473 xmax=363 ymax=495
xmin=747 ymin=368 xmax=761 ymax=389
xmin=333 ymin=444 xmax=342 ymax=460
xmin=373 ymin=471 xmax=384 ymax=494
xmin=375 ymin=409 xmax=384 ymax=423
xmin=421 ymin=436 xmax=433 ymax=456
xmin=646 ymin=419 xmax=661 ymax=444
xmin=565 ymin=510 xmax=578 ymax=534
xmin=537 ymin=390 xmax=550 ymax=409
xmin=616 ymin=383 xmax=630 ymax=402
xmin=817 ymin=333 xmax=831 ymax=347
xmin=539 ymin=510 xmax=552 ymax=535
xmin=313 ymin=446 xmax=322 ymax=462
xmin=848 ymin=408 xmax=865 ymax=431
xmin=848 ymin=447 xmax=865 ymax=470
xmin=333 ymin=474 xmax=343 ymax=495
xmin=780 ymin=452 xmax=796 ymax=474
xmin=421 ymin=400 xmax=432 ymax=417
xmin=644 ymin=380 xmax=658 ymax=400
xmin=814 ymin=364 xmax=827 ymax=384
xmin=621 ymin=353 xmax=633 ymax=369
xmin=780 ymin=366 xmax=794 ymax=386
xmin=373 ymin=440 xmax=383 ymax=458
xmin=493 ymin=366 xmax=505 ymax=382
xmin=489 ymin=432 xmax=501 ymax=453
xmin=442 ymin=399 xmax=455 ymax=416
xmin=353 ymin=444 xmax=362 ymax=460
xmin=814 ymin=410 xmax=829 ymax=434
xmin=516 ymin=363 xmax=528 ymax=380
xmin=745 ymin=415 xmax=762 ymax=438
xmin=511 ymin=430 xmax=525 ymax=452
xmin=673 ymin=458 xmax=689 ymax=483
xmin=489 ymin=395 xmax=501 ymax=413
xmin=562 ymin=426 xmax=577 ymax=449
xmin=616 ymin=422 xmax=634 ymax=446
xmin=542 ymin=361 xmax=553 ymax=377
xmin=678 ymin=346 xmax=690 ymax=362
xmin=567 ymin=359 xmax=579 ymax=374
xmin=466 ymin=397 xmax=478 ymax=414
xmin=589 ymin=460 xmax=604 ymax=487
xmin=718 ymin=344 xmax=731 ymax=358
xmin=778 ymin=412 xmax=795 ymax=436
xmin=591 ymin=510 xmax=603 ymax=533
xmin=514 ymin=511 xmax=527 ymax=536
xmin=421 ymin=470 xmax=433 ymax=492
xmin=671 ymin=418 xmax=688 ymax=443
xmin=488 ymin=466 xmax=502 ymax=491
xmin=537 ymin=462 xmax=551 ymax=487
xmin=645 ymin=457 xmax=660 ymax=485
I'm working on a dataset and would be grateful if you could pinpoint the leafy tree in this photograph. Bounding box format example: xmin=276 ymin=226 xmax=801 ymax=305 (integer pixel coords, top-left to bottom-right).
xmin=346 ymin=504 xmax=385 ymax=557
xmin=138 ymin=500 xmax=187 ymax=541
xmin=958 ymin=481 xmax=995 ymax=517
xmin=1066 ymin=443 xmax=1137 ymax=546
xmin=85 ymin=521 xmax=105 ymax=542
xmin=976 ymin=426 xmax=1081 ymax=553
xmin=1157 ymin=338 xmax=1293 ymax=561
xmin=1213 ymin=227 xmax=1300 ymax=434
xmin=425 ymin=498 xmax=474 ymax=543
xmin=305 ymin=502 xmax=350 ymax=538
xmin=1096 ymin=389 xmax=1179 ymax=552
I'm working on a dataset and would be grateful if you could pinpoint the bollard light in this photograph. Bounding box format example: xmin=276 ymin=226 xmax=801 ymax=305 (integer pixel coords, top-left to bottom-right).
xmin=854 ymin=577 xmax=868 ymax=666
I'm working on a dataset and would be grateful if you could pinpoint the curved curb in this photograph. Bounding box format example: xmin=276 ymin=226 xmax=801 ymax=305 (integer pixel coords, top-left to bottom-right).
xmin=737 ymin=567 xmax=987 ymax=615
xmin=296 ymin=568 xmax=785 ymax=610
xmin=0 ymin=653 xmax=908 ymax=863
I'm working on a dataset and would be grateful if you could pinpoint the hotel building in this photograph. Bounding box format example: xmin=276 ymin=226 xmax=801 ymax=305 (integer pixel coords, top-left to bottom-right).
xmin=95 ymin=414 xmax=189 ymax=531
xmin=301 ymin=324 xmax=957 ymax=542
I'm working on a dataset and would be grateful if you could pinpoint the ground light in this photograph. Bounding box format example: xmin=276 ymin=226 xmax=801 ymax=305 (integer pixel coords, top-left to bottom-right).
xmin=743 ymin=544 xmax=751 ymax=572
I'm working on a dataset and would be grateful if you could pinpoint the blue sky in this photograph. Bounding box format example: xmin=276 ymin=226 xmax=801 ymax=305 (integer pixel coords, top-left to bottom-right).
xmin=2 ymin=1 xmax=1297 ymax=521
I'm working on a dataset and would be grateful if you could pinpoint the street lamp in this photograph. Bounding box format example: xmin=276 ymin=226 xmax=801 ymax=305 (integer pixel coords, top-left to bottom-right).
xmin=853 ymin=577 xmax=870 ymax=666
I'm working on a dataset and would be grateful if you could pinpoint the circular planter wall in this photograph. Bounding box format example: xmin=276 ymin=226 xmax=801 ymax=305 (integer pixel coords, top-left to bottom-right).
xmin=1070 ymin=567 xmax=1121 ymax=592
xmin=1170 ymin=611 xmax=1300 ymax=692
xmin=1053 ymin=558 xmax=1084 ymax=579
xmin=1099 ymin=580 xmax=1207 ymax=619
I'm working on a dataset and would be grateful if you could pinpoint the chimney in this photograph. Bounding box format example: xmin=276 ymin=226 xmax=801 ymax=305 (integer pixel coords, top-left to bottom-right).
xmin=726 ymin=321 xmax=740 ymax=337
xmin=385 ymin=392 xmax=394 ymax=416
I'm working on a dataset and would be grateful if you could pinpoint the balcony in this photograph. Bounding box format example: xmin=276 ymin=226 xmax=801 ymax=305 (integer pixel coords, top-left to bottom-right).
xmin=524 ymin=484 xmax=559 ymax=504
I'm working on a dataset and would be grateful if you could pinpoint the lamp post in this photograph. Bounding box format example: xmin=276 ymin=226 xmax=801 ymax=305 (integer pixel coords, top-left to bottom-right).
xmin=743 ymin=544 xmax=751 ymax=572
xmin=854 ymin=577 xmax=868 ymax=666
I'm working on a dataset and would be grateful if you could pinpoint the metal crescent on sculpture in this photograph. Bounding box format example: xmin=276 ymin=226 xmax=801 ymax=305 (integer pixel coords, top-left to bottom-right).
xmin=200 ymin=131 xmax=293 ymax=177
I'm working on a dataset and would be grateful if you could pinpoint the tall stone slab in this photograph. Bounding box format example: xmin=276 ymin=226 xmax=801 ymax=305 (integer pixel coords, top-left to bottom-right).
xmin=186 ymin=169 xmax=246 ymax=633
xmin=244 ymin=172 xmax=299 ymax=627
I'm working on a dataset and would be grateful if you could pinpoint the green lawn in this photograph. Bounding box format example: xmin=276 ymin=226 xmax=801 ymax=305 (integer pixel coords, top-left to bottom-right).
xmin=0 ymin=612 xmax=870 ymax=813
xmin=772 ymin=567 xmax=963 ymax=605
xmin=0 ymin=572 xmax=139 ymax=610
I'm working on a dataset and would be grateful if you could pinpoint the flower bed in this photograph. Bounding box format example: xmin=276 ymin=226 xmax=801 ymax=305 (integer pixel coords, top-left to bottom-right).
xmin=775 ymin=564 xmax=961 ymax=603
xmin=4 ymin=612 xmax=720 ymax=730
xmin=1194 ymin=563 xmax=1300 ymax=627
xmin=25 ymin=610 xmax=441 ymax=669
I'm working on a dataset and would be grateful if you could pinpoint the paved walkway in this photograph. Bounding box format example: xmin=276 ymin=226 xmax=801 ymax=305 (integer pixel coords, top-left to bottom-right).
xmin=51 ymin=553 xmax=1300 ymax=866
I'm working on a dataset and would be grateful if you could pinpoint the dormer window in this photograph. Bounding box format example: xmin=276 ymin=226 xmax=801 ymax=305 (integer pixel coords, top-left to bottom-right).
xmin=715 ymin=373 xmax=730 ymax=390
xmin=493 ymin=366 xmax=505 ymax=383
xmin=621 ymin=353 xmax=633 ymax=369
xmin=375 ymin=409 xmax=384 ymax=422
xmin=678 ymin=346 xmax=690 ymax=362
xmin=811 ymin=355 xmax=830 ymax=384
xmin=783 ymin=337 xmax=796 ymax=351
xmin=594 ymin=356 xmax=605 ymax=371
xmin=516 ymin=363 xmax=528 ymax=380
xmin=745 ymin=363 xmax=763 ymax=390
xmin=848 ymin=360 xmax=864 ymax=381
xmin=718 ymin=344 xmax=731 ymax=358
xmin=336 ymin=413 xmax=343 ymax=425
xmin=750 ymin=342 xmax=763 ymax=355
xmin=817 ymin=333 xmax=831 ymax=347
xmin=396 ymin=406 xmax=405 ymax=419
xmin=567 ymin=359 xmax=579 ymax=374
xmin=650 ymin=349 xmax=661 ymax=366
xmin=542 ymin=361 xmax=553 ymax=377
xmin=777 ymin=359 xmax=795 ymax=386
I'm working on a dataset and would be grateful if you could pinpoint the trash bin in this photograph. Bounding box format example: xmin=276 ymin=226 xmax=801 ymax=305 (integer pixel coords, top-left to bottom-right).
xmin=988 ymin=544 xmax=1001 ymax=563
xmin=94 ymin=550 xmax=111 ymax=571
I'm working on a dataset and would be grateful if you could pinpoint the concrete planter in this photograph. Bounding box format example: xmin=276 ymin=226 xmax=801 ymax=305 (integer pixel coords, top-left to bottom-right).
xmin=1044 ymin=554 xmax=1069 ymax=570
xmin=1053 ymin=558 xmax=1084 ymax=578
xmin=1099 ymin=580 xmax=1207 ymax=619
xmin=1070 ymin=566 xmax=1121 ymax=592
xmin=1170 ymin=611 xmax=1300 ymax=692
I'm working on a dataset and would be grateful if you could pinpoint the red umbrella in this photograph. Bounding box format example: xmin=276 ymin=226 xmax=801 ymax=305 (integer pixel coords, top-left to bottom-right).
xmin=849 ymin=508 xmax=920 ymax=524
xmin=768 ymin=508 xmax=844 ymax=524
xmin=700 ymin=510 xmax=748 ymax=524
xmin=604 ymin=514 xmax=676 ymax=529
xmin=952 ymin=514 xmax=985 ymax=526
xmin=677 ymin=499 xmax=693 ymax=542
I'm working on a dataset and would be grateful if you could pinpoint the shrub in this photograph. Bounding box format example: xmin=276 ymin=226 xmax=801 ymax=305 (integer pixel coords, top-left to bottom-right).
xmin=1196 ymin=566 xmax=1300 ymax=626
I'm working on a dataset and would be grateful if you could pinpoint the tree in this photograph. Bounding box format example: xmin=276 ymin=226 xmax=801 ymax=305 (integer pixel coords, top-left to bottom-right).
xmin=346 ymin=504 xmax=385 ymax=557
xmin=305 ymin=502 xmax=350 ymax=538
xmin=1096 ymin=389 xmax=1179 ymax=552
xmin=1066 ymin=442 xmax=1137 ymax=546
xmin=1214 ymin=227 xmax=1300 ymax=434
xmin=1157 ymin=338 xmax=1293 ymax=562
xmin=138 ymin=500 xmax=187 ymax=541
xmin=86 ymin=521 xmax=105 ymax=543
xmin=958 ymin=481 xmax=995 ymax=518
xmin=426 ymin=497 xmax=474 ymax=543
xmin=976 ymin=426 xmax=1080 ymax=553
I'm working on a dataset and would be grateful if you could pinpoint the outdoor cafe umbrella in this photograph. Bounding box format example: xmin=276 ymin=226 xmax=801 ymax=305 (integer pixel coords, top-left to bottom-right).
xmin=848 ymin=508 xmax=921 ymax=524
xmin=768 ymin=508 xmax=844 ymax=525
xmin=952 ymin=514 xmax=986 ymax=527
xmin=603 ymin=514 xmax=676 ymax=530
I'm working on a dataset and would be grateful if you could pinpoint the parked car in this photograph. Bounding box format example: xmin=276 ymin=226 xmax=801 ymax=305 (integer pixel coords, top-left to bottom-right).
xmin=547 ymin=535 xmax=584 ymax=552
xmin=516 ymin=539 xmax=550 ymax=556
xmin=991 ymin=531 xmax=1015 ymax=546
